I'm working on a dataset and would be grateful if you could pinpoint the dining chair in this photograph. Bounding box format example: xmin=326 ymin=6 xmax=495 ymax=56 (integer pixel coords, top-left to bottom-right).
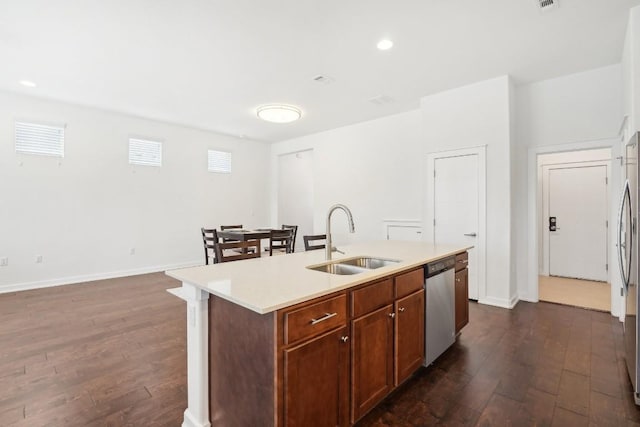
xmin=269 ymin=229 xmax=294 ymax=256
xmin=303 ymin=234 xmax=327 ymax=251
xmin=282 ymin=224 xmax=298 ymax=252
xmin=201 ymin=227 xmax=219 ymax=264
xmin=215 ymin=239 xmax=261 ymax=263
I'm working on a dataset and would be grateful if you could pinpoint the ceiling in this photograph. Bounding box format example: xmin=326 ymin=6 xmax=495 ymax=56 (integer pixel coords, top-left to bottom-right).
xmin=1 ymin=0 xmax=639 ymax=143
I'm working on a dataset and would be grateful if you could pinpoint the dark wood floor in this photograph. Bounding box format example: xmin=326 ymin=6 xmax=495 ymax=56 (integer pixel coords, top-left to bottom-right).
xmin=1 ymin=273 xmax=639 ymax=426
xmin=0 ymin=273 xmax=187 ymax=426
xmin=358 ymin=299 xmax=640 ymax=426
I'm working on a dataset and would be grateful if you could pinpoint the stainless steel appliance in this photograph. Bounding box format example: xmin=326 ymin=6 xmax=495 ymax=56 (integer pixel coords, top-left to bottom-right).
xmin=620 ymin=132 xmax=640 ymax=404
xmin=424 ymin=256 xmax=456 ymax=366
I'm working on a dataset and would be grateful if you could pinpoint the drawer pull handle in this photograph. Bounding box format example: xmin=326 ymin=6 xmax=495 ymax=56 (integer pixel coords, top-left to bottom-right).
xmin=459 ymin=260 xmax=468 ymax=264
xmin=389 ymin=312 xmax=396 ymax=318
xmin=341 ymin=336 xmax=349 ymax=343
xmin=310 ymin=312 xmax=338 ymax=325
xmin=398 ymin=307 xmax=406 ymax=312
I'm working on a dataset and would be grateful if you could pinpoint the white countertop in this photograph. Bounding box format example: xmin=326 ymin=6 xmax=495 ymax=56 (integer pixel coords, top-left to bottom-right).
xmin=166 ymin=240 xmax=471 ymax=314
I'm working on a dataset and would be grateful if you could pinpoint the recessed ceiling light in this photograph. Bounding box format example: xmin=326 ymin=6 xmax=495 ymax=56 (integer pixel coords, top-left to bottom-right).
xmin=257 ymin=104 xmax=302 ymax=124
xmin=376 ymin=39 xmax=393 ymax=51
xmin=19 ymin=80 xmax=37 ymax=88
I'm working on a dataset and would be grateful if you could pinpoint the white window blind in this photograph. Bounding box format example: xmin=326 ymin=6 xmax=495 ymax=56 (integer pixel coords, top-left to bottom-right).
xmin=129 ymin=138 xmax=162 ymax=167
xmin=15 ymin=121 xmax=65 ymax=157
xmin=208 ymin=150 xmax=232 ymax=173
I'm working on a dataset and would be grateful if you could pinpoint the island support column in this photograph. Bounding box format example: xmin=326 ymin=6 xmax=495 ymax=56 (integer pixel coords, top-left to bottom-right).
xmin=182 ymin=282 xmax=211 ymax=427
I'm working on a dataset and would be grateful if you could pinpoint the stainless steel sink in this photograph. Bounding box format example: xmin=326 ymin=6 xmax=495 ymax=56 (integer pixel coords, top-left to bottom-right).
xmin=306 ymin=257 xmax=401 ymax=275
xmin=307 ymin=263 xmax=369 ymax=275
xmin=339 ymin=257 xmax=400 ymax=269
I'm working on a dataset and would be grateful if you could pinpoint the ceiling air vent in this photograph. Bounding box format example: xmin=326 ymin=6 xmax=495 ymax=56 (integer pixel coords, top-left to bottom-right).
xmin=312 ymin=75 xmax=335 ymax=85
xmin=368 ymin=95 xmax=395 ymax=106
xmin=537 ymin=0 xmax=557 ymax=11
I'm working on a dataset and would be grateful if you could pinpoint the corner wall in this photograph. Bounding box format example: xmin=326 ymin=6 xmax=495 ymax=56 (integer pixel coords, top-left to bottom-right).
xmin=0 ymin=91 xmax=270 ymax=292
xmin=420 ymin=76 xmax=515 ymax=308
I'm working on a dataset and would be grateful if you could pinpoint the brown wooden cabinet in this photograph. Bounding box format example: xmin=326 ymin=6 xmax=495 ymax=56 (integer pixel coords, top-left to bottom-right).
xmin=284 ymin=326 xmax=349 ymax=426
xmin=395 ymin=289 xmax=425 ymax=386
xmin=455 ymin=252 xmax=469 ymax=333
xmin=350 ymin=268 xmax=425 ymax=423
xmin=351 ymin=304 xmax=394 ymax=422
xmin=206 ymin=264 xmax=437 ymax=426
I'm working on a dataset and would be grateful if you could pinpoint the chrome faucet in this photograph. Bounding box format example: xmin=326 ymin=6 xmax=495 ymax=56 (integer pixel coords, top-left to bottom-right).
xmin=326 ymin=204 xmax=355 ymax=260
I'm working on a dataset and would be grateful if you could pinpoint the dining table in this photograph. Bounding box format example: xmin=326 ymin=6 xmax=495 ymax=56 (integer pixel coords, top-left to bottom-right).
xmin=217 ymin=228 xmax=274 ymax=242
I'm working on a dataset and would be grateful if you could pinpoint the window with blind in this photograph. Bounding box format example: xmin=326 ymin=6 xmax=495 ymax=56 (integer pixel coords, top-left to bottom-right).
xmin=15 ymin=121 xmax=65 ymax=157
xmin=129 ymin=138 xmax=162 ymax=167
xmin=208 ymin=149 xmax=232 ymax=173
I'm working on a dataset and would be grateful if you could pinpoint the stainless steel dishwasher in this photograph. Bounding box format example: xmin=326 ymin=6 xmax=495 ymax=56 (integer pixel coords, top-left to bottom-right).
xmin=424 ymin=256 xmax=456 ymax=366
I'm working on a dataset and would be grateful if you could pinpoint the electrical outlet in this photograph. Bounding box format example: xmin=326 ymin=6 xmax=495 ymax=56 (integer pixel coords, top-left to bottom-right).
xmin=130 ymin=248 xmax=136 ymax=255
xmin=36 ymin=255 xmax=43 ymax=263
xmin=0 ymin=257 xmax=8 ymax=267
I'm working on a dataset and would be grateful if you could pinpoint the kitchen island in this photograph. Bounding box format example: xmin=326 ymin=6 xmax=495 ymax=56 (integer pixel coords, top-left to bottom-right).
xmin=166 ymin=240 xmax=471 ymax=427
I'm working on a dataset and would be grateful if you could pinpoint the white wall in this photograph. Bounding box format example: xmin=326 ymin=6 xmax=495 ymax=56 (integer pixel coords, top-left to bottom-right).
xmin=515 ymin=65 xmax=623 ymax=315
xmin=270 ymin=76 xmax=516 ymax=308
xmin=623 ymin=6 xmax=640 ymax=137
xmin=0 ymin=91 xmax=270 ymax=292
xmin=421 ymin=76 xmax=515 ymax=308
xmin=269 ymin=109 xmax=424 ymax=247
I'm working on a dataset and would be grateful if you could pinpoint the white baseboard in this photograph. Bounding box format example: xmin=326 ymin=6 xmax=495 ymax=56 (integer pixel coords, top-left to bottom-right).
xmin=518 ymin=293 xmax=539 ymax=303
xmin=0 ymin=260 xmax=202 ymax=294
xmin=479 ymin=295 xmax=519 ymax=309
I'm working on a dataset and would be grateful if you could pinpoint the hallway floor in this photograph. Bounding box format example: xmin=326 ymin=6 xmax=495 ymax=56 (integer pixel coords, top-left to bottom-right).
xmin=539 ymin=275 xmax=610 ymax=312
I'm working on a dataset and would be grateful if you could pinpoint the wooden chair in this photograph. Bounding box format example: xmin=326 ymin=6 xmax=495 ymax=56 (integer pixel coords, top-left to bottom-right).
xmin=201 ymin=228 xmax=219 ymax=264
xmin=303 ymin=234 xmax=327 ymax=251
xmin=215 ymin=239 xmax=261 ymax=263
xmin=281 ymin=224 xmax=298 ymax=252
xmin=269 ymin=229 xmax=294 ymax=256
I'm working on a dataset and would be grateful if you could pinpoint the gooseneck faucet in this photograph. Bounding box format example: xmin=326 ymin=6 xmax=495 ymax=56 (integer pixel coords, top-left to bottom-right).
xmin=326 ymin=204 xmax=355 ymax=260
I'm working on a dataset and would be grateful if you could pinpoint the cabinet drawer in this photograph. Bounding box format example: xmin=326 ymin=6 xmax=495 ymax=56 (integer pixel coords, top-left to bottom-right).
xmin=284 ymin=294 xmax=347 ymax=345
xmin=394 ymin=268 xmax=424 ymax=299
xmin=351 ymin=279 xmax=393 ymax=318
xmin=455 ymin=252 xmax=468 ymax=271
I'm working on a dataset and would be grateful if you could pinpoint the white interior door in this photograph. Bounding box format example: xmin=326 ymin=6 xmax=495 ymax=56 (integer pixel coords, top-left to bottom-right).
xmin=433 ymin=154 xmax=480 ymax=299
xmin=278 ymin=150 xmax=314 ymax=252
xmin=548 ymin=165 xmax=608 ymax=281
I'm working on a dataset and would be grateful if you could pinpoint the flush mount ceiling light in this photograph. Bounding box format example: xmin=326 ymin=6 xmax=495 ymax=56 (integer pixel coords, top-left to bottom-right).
xmin=19 ymin=80 xmax=37 ymax=88
xmin=376 ymin=39 xmax=393 ymax=50
xmin=256 ymin=104 xmax=302 ymax=123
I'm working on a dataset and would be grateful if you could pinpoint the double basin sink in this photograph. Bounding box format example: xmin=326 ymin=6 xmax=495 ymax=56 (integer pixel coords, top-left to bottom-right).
xmin=307 ymin=256 xmax=400 ymax=275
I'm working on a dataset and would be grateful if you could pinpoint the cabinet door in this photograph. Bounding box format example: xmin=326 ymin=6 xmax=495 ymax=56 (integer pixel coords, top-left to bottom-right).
xmin=455 ymin=269 xmax=469 ymax=333
xmin=284 ymin=326 xmax=349 ymax=427
xmin=395 ymin=289 xmax=425 ymax=386
xmin=351 ymin=304 xmax=394 ymax=423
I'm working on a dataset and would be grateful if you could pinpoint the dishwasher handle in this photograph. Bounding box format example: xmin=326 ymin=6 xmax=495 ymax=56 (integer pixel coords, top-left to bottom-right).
xmin=425 ymin=256 xmax=456 ymax=278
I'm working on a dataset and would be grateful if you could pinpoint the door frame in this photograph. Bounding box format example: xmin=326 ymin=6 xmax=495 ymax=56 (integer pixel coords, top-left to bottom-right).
xmin=526 ymin=138 xmax=621 ymax=317
xmin=275 ymin=149 xmax=315 ymax=252
xmin=425 ymin=146 xmax=487 ymax=303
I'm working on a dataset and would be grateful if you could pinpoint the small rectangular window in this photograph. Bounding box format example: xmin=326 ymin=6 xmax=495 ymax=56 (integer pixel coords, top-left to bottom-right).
xmin=129 ymin=138 xmax=162 ymax=167
xmin=15 ymin=121 xmax=65 ymax=157
xmin=208 ymin=149 xmax=232 ymax=173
